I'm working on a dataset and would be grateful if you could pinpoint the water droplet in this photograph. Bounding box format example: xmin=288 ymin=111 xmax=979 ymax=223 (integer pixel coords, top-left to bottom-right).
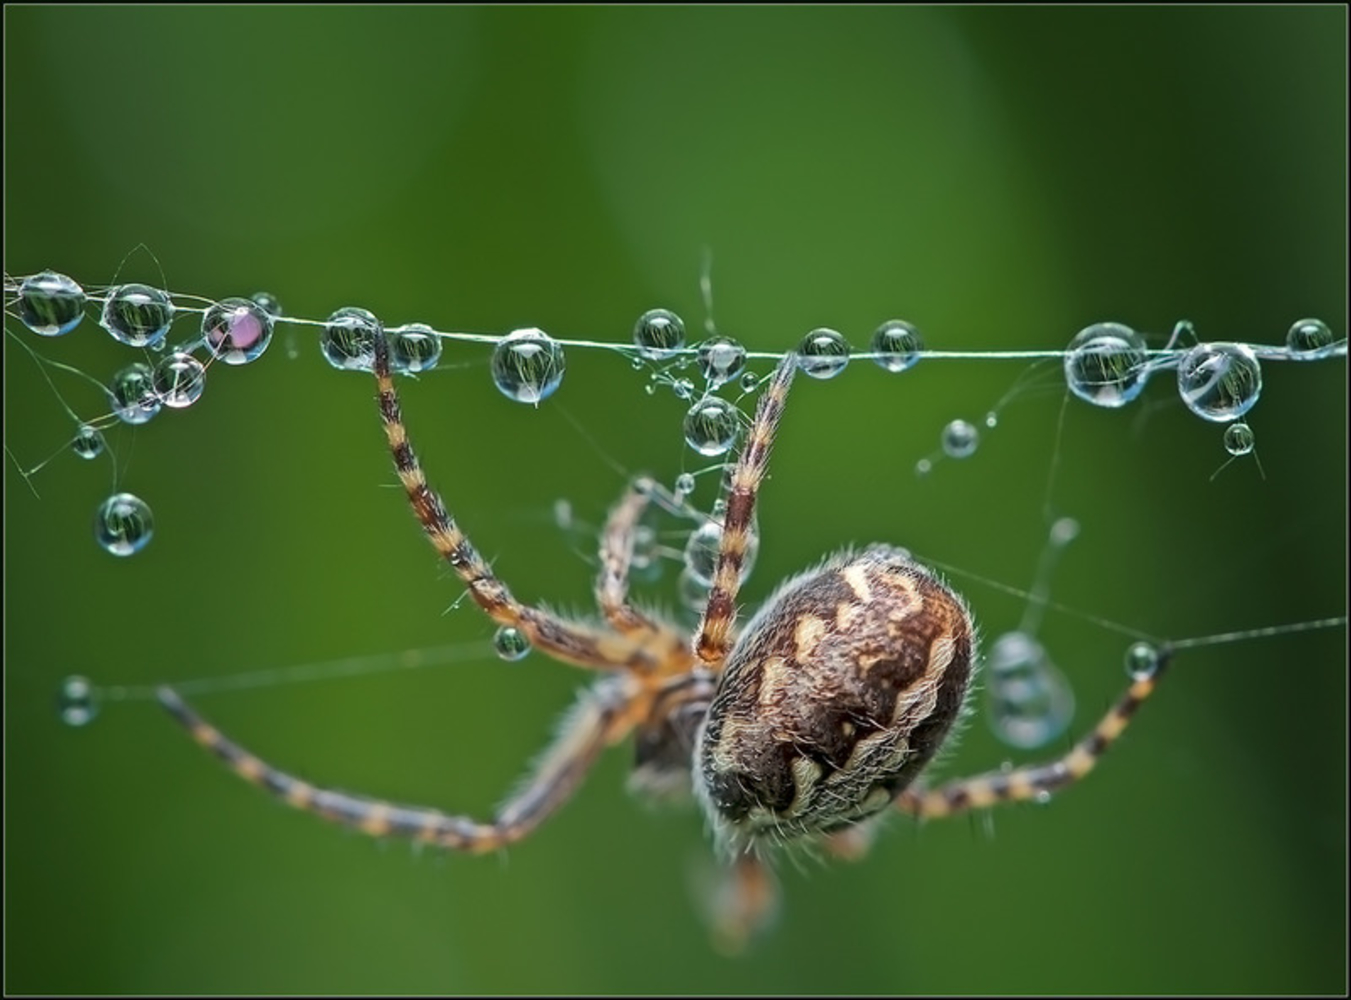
xmin=1063 ymin=322 xmax=1151 ymax=408
xmin=202 ymin=297 xmax=274 ymax=365
xmin=630 ymin=523 xmax=664 ymax=584
xmin=915 ymin=458 xmax=932 ymax=476
xmin=678 ymin=567 xmax=711 ymax=619
xmin=674 ymin=472 xmax=696 ymax=496
xmin=673 ymin=378 xmax=695 ymax=400
xmin=984 ymin=412 xmax=998 ymax=429
xmin=321 ymin=307 xmax=381 ymax=372
xmin=683 ymin=397 xmax=740 ymax=457
xmin=1222 ymin=422 xmax=1255 ymax=457
xmin=18 ymin=271 xmax=85 ymax=336
xmin=1033 ymin=789 xmax=1053 ymax=805
xmin=984 ymin=632 xmax=1075 ymax=750
xmin=682 ymin=518 xmax=759 ymax=588
xmin=941 ymin=419 xmax=979 ymax=459
xmin=250 ymin=291 xmax=283 ymax=317
xmin=491 ymin=328 xmax=566 ymax=405
xmin=71 ymin=424 xmax=105 ymax=460
xmin=796 ymin=328 xmax=850 ymax=379
xmin=1285 ymin=318 xmax=1336 ymax=358
xmin=100 ymin=284 xmax=174 ymax=348
xmin=870 ymin=319 xmax=924 ymax=373
xmin=57 ymin=675 xmax=99 ymax=727
xmin=633 ymin=308 xmax=686 ymax=360
xmin=1176 ymin=342 xmax=1262 ymax=423
xmin=696 ymin=336 xmax=747 ymax=386
xmin=389 ymin=323 xmax=443 ymax=374
xmin=108 ymin=363 xmax=162 ymax=425
xmin=1124 ymin=641 xmax=1160 ymax=681
xmin=152 ymin=352 xmax=206 ymax=409
xmin=94 ymin=492 xmax=154 ymax=556
xmin=738 ymin=371 xmax=760 ymax=393
xmin=1049 ymin=517 xmax=1080 ymax=547
xmin=492 ymin=625 xmax=531 ymax=662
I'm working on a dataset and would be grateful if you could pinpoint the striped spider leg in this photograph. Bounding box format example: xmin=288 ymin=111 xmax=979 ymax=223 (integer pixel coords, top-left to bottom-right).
xmin=686 ymin=351 xmax=1172 ymax=942
xmin=159 ymin=326 xmax=702 ymax=852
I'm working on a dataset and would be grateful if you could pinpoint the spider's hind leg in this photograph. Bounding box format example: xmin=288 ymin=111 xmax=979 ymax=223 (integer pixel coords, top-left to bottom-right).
xmin=897 ymin=647 xmax=1171 ymax=819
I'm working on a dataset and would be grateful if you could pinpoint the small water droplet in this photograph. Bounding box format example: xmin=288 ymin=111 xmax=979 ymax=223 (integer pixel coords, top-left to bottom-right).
xmin=674 ymin=472 xmax=696 ymax=496
xmin=1285 ymin=318 xmax=1336 ymax=358
xmin=941 ymin=419 xmax=979 ymax=459
xmin=1222 ymin=422 xmax=1255 ymax=456
xmin=57 ymin=675 xmax=99 ymax=727
xmin=738 ymin=371 xmax=760 ymax=393
xmin=94 ymin=492 xmax=154 ymax=557
xmin=108 ymin=363 xmax=162 ymax=425
xmin=71 ymin=424 xmax=105 ymax=460
xmin=152 ymin=352 xmax=206 ymax=409
xmin=1124 ymin=641 xmax=1160 ymax=681
xmin=492 ymin=626 xmax=531 ymax=662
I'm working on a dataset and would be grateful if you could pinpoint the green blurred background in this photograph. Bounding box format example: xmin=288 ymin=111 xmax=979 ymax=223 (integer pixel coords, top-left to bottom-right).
xmin=4 ymin=7 xmax=1345 ymax=994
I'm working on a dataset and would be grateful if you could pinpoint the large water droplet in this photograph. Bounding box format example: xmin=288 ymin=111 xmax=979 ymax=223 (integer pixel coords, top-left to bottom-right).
xmin=633 ymin=308 xmax=686 ymax=361
xmin=796 ymin=328 xmax=850 ymax=379
xmin=321 ymin=307 xmax=381 ymax=372
xmin=683 ymin=397 xmax=740 ymax=457
xmin=18 ymin=271 xmax=85 ymax=336
xmin=1063 ymin=322 xmax=1150 ymax=408
xmin=101 ymin=284 xmax=174 ymax=348
xmin=1176 ymin=342 xmax=1262 ymax=422
xmin=202 ymin=297 xmax=274 ymax=365
xmin=491 ymin=328 xmax=566 ymax=405
xmin=870 ymin=319 xmax=924 ymax=373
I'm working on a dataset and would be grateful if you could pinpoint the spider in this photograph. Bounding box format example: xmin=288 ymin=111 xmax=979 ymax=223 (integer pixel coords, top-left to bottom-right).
xmin=160 ymin=326 xmax=1171 ymax=951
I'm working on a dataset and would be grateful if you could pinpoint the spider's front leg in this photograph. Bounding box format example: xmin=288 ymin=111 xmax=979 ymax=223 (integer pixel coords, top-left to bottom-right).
xmin=694 ymin=355 xmax=797 ymax=668
xmin=372 ymin=328 xmax=663 ymax=674
xmin=158 ymin=674 xmax=647 ymax=851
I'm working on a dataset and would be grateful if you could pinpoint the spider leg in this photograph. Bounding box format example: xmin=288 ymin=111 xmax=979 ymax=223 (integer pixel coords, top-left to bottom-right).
xmin=896 ymin=648 xmax=1172 ymax=819
xmin=372 ymin=329 xmax=661 ymax=673
xmin=702 ymin=852 xmax=780 ymax=955
xmin=595 ymin=475 xmax=665 ymax=635
xmin=694 ymin=354 xmax=797 ymax=667
xmin=158 ymin=677 xmax=644 ymax=852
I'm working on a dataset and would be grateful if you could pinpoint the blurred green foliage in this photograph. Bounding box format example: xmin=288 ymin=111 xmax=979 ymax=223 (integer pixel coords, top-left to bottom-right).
xmin=4 ymin=6 xmax=1345 ymax=994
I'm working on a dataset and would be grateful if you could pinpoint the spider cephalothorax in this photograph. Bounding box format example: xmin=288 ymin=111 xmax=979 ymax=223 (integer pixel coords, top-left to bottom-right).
xmin=160 ymin=323 xmax=1168 ymax=950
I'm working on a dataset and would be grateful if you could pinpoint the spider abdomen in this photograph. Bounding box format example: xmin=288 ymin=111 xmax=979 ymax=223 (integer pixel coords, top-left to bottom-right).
xmin=694 ymin=545 xmax=974 ymax=853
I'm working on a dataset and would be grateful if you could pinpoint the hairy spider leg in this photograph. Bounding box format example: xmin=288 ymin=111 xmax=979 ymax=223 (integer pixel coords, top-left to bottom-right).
xmin=594 ymin=476 xmax=698 ymax=678
xmin=894 ymin=648 xmax=1173 ymax=821
xmin=157 ymin=676 xmax=646 ymax=851
xmin=372 ymin=327 xmax=667 ymax=673
xmin=695 ymin=354 xmax=797 ymax=667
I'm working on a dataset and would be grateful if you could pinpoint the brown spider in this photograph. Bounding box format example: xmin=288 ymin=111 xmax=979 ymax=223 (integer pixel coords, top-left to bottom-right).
xmin=160 ymin=325 xmax=1170 ymax=951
